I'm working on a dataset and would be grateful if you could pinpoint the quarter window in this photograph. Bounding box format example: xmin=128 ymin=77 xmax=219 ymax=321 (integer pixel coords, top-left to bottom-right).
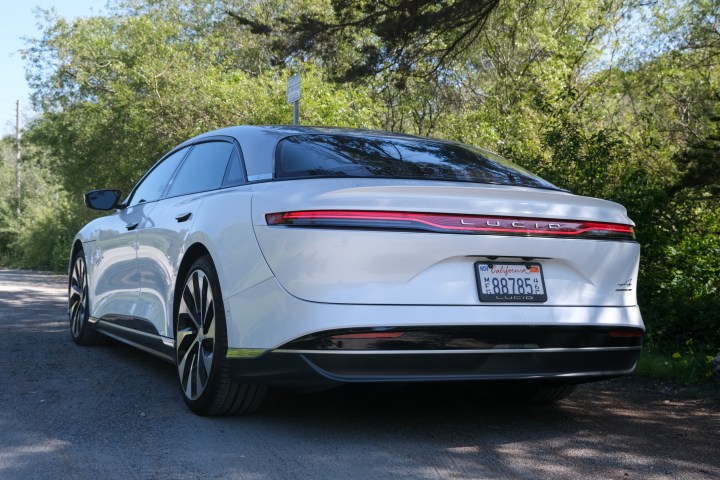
xmin=222 ymin=148 xmax=246 ymax=187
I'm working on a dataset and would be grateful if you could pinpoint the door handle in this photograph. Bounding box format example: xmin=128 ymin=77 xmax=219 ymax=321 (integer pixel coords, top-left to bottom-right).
xmin=126 ymin=222 xmax=139 ymax=231
xmin=175 ymin=212 xmax=192 ymax=223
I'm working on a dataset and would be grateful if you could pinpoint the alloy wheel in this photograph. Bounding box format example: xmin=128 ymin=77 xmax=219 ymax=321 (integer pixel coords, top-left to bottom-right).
xmin=176 ymin=269 xmax=216 ymax=401
xmin=69 ymin=255 xmax=88 ymax=339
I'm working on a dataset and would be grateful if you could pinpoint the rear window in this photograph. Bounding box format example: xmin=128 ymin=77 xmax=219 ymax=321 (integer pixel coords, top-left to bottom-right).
xmin=275 ymin=134 xmax=559 ymax=190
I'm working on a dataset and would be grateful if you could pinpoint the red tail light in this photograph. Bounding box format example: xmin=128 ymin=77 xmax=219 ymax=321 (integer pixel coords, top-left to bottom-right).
xmin=265 ymin=210 xmax=635 ymax=240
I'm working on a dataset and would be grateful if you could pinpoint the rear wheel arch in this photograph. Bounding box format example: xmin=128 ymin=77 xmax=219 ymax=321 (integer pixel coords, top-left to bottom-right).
xmin=174 ymin=243 xmax=212 ymax=324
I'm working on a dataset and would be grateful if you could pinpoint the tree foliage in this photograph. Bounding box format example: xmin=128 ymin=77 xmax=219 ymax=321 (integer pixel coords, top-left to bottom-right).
xmin=24 ymin=2 xmax=381 ymax=198
xmin=227 ymin=0 xmax=500 ymax=81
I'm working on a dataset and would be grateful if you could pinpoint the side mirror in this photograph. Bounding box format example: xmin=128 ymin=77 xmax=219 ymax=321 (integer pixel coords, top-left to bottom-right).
xmin=84 ymin=189 xmax=122 ymax=211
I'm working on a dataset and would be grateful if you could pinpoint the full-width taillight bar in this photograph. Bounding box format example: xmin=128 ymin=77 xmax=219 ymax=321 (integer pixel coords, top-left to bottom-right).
xmin=265 ymin=210 xmax=636 ymax=240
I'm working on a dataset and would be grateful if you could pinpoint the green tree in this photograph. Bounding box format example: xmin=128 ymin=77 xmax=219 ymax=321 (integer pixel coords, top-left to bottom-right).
xmin=226 ymin=0 xmax=500 ymax=80
xmin=24 ymin=2 xmax=382 ymax=200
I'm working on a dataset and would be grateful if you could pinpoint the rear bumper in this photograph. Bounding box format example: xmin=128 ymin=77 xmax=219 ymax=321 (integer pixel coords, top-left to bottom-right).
xmin=226 ymin=325 xmax=643 ymax=387
xmin=224 ymin=278 xmax=645 ymax=350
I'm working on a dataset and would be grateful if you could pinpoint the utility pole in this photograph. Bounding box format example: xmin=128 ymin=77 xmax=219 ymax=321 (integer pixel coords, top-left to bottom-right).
xmin=15 ymin=100 xmax=21 ymax=216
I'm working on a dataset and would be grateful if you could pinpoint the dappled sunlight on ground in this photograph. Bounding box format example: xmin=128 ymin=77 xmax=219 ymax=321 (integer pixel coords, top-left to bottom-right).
xmin=0 ymin=269 xmax=717 ymax=479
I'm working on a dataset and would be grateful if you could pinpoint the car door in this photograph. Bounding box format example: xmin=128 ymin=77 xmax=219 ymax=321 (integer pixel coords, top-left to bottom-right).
xmin=136 ymin=140 xmax=236 ymax=337
xmin=91 ymin=147 xmax=189 ymax=325
xmin=90 ymin=205 xmax=146 ymax=321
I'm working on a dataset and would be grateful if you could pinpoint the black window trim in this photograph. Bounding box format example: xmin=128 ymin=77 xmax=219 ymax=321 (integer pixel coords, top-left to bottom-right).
xmin=122 ymin=135 xmax=250 ymax=208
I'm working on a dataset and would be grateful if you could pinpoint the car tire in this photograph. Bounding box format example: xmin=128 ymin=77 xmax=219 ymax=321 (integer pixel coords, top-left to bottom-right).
xmin=175 ymin=255 xmax=266 ymax=416
xmin=68 ymin=250 xmax=100 ymax=346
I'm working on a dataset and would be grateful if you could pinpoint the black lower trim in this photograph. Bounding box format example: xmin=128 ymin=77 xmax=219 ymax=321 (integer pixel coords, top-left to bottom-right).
xmin=98 ymin=314 xmax=160 ymax=335
xmin=93 ymin=319 xmax=175 ymax=363
xmin=227 ymin=347 xmax=641 ymax=387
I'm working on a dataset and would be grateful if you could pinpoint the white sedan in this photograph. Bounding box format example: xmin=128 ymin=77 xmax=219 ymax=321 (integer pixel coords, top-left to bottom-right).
xmin=69 ymin=126 xmax=644 ymax=415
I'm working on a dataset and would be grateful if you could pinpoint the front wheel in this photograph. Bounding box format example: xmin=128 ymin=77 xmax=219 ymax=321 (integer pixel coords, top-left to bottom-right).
xmin=175 ymin=255 xmax=266 ymax=416
xmin=68 ymin=251 xmax=99 ymax=346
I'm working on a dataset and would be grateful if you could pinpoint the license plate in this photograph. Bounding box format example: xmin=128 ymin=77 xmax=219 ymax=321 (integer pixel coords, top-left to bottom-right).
xmin=475 ymin=262 xmax=547 ymax=303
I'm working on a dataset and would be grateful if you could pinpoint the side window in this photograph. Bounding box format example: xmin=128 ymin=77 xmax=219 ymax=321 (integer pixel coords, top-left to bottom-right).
xmin=222 ymin=147 xmax=246 ymax=187
xmin=129 ymin=147 xmax=188 ymax=207
xmin=166 ymin=141 xmax=234 ymax=198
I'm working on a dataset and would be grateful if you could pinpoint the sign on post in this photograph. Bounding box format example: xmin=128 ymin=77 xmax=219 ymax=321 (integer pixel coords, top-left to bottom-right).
xmin=286 ymin=75 xmax=301 ymax=125
xmin=286 ymin=75 xmax=301 ymax=103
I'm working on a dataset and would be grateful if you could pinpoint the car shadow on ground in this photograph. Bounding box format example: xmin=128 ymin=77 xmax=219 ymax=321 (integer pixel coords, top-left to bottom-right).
xmin=246 ymin=379 xmax=719 ymax=479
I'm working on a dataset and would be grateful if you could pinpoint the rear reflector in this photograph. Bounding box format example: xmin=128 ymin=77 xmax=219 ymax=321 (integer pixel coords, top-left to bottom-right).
xmin=265 ymin=210 xmax=635 ymax=240
xmin=608 ymin=330 xmax=644 ymax=338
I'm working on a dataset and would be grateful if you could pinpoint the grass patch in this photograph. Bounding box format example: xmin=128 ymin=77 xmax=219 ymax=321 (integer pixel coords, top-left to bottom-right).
xmin=636 ymin=347 xmax=718 ymax=386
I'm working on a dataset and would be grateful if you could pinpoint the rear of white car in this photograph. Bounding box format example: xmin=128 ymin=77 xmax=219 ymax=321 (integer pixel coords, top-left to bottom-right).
xmin=221 ymin=130 xmax=643 ymax=388
xmin=71 ymin=126 xmax=643 ymax=414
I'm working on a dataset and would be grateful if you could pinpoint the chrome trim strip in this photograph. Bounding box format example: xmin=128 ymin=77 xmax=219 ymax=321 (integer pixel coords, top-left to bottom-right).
xmin=274 ymin=346 xmax=642 ymax=355
xmin=548 ymin=369 xmax=637 ymax=378
xmin=247 ymin=173 xmax=272 ymax=181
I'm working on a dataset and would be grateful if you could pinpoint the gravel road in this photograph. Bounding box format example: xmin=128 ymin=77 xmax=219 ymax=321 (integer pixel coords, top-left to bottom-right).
xmin=0 ymin=269 xmax=718 ymax=479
